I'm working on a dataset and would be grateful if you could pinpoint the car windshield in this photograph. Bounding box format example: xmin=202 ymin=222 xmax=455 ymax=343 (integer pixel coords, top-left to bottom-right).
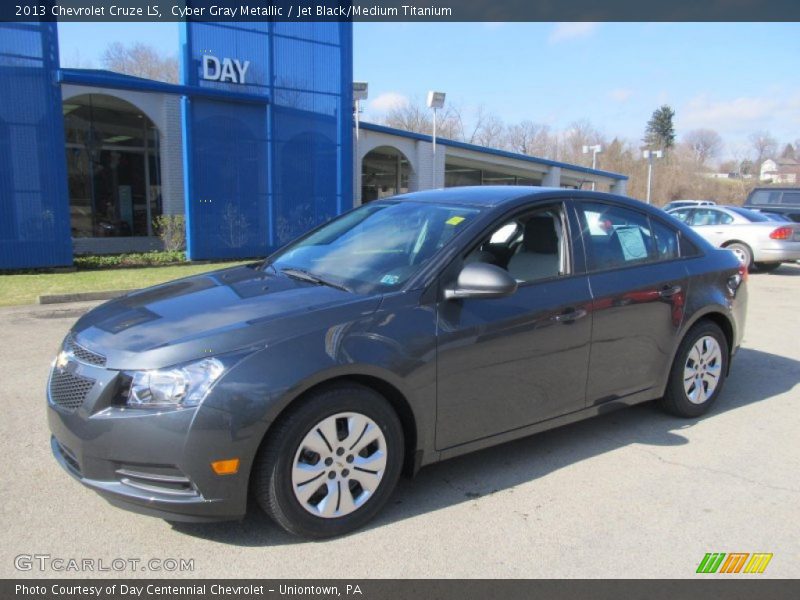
xmin=728 ymin=206 xmax=771 ymax=222
xmin=265 ymin=201 xmax=481 ymax=294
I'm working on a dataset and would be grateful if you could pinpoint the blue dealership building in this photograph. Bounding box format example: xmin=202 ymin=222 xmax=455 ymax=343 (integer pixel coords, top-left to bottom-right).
xmin=0 ymin=20 xmax=627 ymax=270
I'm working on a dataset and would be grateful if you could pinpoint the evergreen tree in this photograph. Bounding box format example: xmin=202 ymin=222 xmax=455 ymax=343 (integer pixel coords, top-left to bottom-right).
xmin=780 ymin=143 xmax=796 ymax=160
xmin=643 ymin=105 xmax=676 ymax=150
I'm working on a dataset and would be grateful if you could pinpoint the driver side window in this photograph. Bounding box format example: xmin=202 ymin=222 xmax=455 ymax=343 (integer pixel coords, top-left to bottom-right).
xmin=465 ymin=206 xmax=566 ymax=284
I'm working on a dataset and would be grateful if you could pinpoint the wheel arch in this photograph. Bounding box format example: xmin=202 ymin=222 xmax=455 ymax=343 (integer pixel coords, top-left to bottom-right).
xmin=678 ymin=309 xmax=735 ymax=373
xmin=247 ymin=371 xmax=422 ymax=498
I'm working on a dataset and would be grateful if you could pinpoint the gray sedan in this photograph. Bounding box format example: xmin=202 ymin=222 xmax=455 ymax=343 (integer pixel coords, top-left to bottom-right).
xmin=667 ymin=205 xmax=800 ymax=271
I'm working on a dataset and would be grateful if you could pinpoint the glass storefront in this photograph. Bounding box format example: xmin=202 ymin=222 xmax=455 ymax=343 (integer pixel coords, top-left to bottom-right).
xmin=445 ymin=161 xmax=542 ymax=188
xmin=361 ymin=146 xmax=411 ymax=203
xmin=63 ymin=94 xmax=162 ymax=238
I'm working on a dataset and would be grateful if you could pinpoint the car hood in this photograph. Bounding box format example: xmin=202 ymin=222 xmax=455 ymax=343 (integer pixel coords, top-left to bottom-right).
xmin=69 ymin=264 xmax=382 ymax=370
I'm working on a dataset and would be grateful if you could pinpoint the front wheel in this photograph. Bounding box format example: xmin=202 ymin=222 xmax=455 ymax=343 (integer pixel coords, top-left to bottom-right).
xmin=252 ymin=384 xmax=404 ymax=538
xmin=659 ymin=320 xmax=729 ymax=418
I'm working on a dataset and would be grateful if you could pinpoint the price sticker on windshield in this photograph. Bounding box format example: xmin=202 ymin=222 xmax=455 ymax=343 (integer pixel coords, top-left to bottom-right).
xmin=446 ymin=216 xmax=466 ymax=226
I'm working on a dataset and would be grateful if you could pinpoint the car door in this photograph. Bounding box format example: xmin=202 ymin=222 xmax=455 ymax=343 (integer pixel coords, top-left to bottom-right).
xmin=573 ymin=200 xmax=689 ymax=404
xmin=690 ymin=208 xmax=734 ymax=247
xmin=435 ymin=201 xmax=593 ymax=450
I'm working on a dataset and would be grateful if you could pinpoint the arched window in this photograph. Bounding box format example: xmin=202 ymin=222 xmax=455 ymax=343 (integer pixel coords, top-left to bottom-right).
xmin=63 ymin=94 xmax=162 ymax=238
xmin=361 ymin=146 xmax=412 ymax=203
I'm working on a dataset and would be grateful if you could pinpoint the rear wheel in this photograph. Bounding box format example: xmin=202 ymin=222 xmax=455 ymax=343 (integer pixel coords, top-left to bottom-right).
xmin=725 ymin=242 xmax=753 ymax=270
xmin=659 ymin=320 xmax=729 ymax=418
xmin=252 ymin=384 xmax=404 ymax=538
xmin=754 ymin=262 xmax=781 ymax=273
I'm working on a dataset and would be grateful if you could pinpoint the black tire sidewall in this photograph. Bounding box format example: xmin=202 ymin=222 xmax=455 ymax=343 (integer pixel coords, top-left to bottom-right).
xmin=665 ymin=321 xmax=729 ymax=418
xmin=260 ymin=385 xmax=404 ymax=538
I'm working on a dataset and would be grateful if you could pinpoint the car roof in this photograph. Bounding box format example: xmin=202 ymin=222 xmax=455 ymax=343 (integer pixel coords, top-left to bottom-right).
xmin=389 ymin=186 xmax=567 ymax=208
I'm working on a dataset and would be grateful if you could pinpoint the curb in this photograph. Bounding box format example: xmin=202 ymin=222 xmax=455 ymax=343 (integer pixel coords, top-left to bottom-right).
xmin=38 ymin=289 xmax=136 ymax=305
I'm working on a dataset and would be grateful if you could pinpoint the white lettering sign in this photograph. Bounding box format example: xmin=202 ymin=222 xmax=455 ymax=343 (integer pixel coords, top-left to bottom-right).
xmin=201 ymin=55 xmax=250 ymax=84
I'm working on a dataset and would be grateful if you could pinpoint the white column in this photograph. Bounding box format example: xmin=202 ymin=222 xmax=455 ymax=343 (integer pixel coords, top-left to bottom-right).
xmin=542 ymin=166 xmax=561 ymax=187
xmin=611 ymin=179 xmax=628 ymax=196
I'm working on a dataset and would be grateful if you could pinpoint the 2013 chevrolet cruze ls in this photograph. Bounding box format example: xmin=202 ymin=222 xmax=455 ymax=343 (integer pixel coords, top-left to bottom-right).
xmin=48 ymin=188 xmax=747 ymax=538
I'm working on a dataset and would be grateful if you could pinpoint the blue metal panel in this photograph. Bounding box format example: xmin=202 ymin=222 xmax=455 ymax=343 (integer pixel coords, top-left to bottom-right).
xmin=270 ymin=23 xmax=352 ymax=247
xmin=0 ymin=23 xmax=72 ymax=268
xmin=181 ymin=20 xmax=353 ymax=259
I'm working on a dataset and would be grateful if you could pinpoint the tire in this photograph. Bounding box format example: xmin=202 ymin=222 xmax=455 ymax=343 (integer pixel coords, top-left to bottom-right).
xmin=252 ymin=383 xmax=404 ymax=538
xmin=659 ymin=320 xmax=729 ymax=418
xmin=724 ymin=242 xmax=753 ymax=269
xmin=754 ymin=262 xmax=781 ymax=273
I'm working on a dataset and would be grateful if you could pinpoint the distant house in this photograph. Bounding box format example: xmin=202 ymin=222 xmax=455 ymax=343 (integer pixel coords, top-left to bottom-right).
xmin=760 ymin=158 xmax=800 ymax=184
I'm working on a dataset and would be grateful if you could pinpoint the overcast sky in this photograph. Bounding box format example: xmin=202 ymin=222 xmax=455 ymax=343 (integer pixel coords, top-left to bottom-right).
xmin=58 ymin=21 xmax=800 ymax=159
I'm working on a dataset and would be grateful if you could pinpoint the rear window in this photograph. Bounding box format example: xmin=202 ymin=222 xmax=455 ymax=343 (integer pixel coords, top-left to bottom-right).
xmin=782 ymin=192 xmax=800 ymax=205
xmin=748 ymin=190 xmax=782 ymax=205
xmin=728 ymin=206 xmax=771 ymax=222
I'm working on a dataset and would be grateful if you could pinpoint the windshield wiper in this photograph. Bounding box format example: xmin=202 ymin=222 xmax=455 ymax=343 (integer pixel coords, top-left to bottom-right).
xmin=280 ymin=267 xmax=352 ymax=293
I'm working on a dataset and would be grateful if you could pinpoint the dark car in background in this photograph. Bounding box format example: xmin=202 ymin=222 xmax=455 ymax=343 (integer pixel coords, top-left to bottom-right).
xmin=744 ymin=187 xmax=800 ymax=223
xmin=47 ymin=188 xmax=747 ymax=538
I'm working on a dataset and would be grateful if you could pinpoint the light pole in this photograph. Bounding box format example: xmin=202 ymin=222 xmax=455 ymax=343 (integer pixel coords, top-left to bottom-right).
xmin=582 ymin=144 xmax=603 ymax=190
xmin=353 ymin=82 xmax=368 ymax=142
xmin=427 ymin=90 xmax=445 ymax=188
xmin=642 ymin=149 xmax=663 ymax=204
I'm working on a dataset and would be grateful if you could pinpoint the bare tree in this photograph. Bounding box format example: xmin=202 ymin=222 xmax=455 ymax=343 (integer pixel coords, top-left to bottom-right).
xmin=684 ymin=129 xmax=723 ymax=166
xmin=504 ymin=120 xmax=553 ymax=157
xmin=748 ymin=130 xmax=778 ymax=167
xmin=383 ymin=99 xmax=463 ymax=140
xmin=469 ymin=108 xmax=505 ymax=149
xmin=102 ymin=42 xmax=179 ymax=83
xmin=560 ymin=119 xmax=603 ymax=163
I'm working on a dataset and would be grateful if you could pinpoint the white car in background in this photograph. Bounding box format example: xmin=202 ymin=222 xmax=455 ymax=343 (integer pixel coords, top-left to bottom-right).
xmin=667 ymin=205 xmax=800 ymax=272
xmin=662 ymin=199 xmax=716 ymax=211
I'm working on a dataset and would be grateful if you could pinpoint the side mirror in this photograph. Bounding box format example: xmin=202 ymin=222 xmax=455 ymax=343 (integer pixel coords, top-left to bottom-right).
xmin=444 ymin=262 xmax=518 ymax=300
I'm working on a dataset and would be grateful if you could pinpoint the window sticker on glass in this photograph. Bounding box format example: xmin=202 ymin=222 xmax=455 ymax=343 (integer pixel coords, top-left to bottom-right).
xmin=380 ymin=273 xmax=400 ymax=285
xmin=615 ymin=227 xmax=649 ymax=261
xmin=446 ymin=216 xmax=466 ymax=226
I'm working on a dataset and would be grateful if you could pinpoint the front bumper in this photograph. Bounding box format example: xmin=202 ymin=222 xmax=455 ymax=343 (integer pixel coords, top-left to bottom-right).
xmin=46 ymin=351 xmax=264 ymax=523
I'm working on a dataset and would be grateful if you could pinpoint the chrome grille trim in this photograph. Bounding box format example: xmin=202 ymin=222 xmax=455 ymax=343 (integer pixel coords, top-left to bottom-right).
xmin=65 ymin=333 xmax=106 ymax=367
xmin=115 ymin=468 xmax=198 ymax=497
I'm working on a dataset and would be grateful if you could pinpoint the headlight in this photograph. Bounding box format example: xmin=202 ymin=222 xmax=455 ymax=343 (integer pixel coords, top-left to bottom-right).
xmin=125 ymin=357 xmax=226 ymax=409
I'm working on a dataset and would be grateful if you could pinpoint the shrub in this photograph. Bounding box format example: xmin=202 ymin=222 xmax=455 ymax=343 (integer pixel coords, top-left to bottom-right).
xmin=74 ymin=251 xmax=186 ymax=270
xmin=154 ymin=214 xmax=186 ymax=252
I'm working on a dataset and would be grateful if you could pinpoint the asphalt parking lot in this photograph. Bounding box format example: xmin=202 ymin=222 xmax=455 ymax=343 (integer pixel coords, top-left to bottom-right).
xmin=1 ymin=264 xmax=798 ymax=579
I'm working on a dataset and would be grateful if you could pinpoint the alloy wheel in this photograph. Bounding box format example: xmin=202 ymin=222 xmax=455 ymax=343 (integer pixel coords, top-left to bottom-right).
xmin=683 ymin=335 xmax=723 ymax=404
xmin=291 ymin=412 xmax=388 ymax=518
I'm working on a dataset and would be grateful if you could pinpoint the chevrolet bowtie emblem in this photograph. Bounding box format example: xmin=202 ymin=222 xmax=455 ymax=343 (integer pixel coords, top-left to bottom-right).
xmin=55 ymin=350 xmax=72 ymax=371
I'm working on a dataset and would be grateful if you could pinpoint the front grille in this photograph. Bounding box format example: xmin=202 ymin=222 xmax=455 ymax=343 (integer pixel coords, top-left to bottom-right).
xmin=49 ymin=369 xmax=95 ymax=411
xmin=66 ymin=333 xmax=106 ymax=367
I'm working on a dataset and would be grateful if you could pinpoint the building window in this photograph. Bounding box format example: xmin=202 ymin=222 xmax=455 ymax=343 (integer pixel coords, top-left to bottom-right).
xmin=361 ymin=146 xmax=411 ymax=203
xmin=63 ymin=94 xmax=162 ymax=238
xmin=444 ymin=161 xmax=543 ymax=188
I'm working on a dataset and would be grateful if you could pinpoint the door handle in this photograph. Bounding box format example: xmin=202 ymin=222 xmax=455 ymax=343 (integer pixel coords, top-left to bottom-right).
xmin=659 ymin=285 xmax=682 ymax=299
xmin=552 ymin=308 xmax=588 ymax=323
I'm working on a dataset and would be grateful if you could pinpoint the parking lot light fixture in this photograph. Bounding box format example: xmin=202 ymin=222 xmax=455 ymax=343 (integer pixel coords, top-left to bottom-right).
xmin=582 ymin=144 xmax=603 ymax=190
xmin=643 ymin=149 xmax=663 ymax=204
xmin=427 ymin=91 xmax=446 ymax=186
xmin=353 ymin=82 xmax=368 ymax=142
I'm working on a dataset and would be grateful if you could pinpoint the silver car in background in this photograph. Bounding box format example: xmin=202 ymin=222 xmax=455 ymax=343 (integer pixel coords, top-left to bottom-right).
xmin=667 ymin=205 xmax=800 ymax=272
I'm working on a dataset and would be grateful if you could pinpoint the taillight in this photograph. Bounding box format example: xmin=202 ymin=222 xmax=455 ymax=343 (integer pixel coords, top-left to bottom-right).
xmin=769 ymin=226 xmax=793 ymax=240
xmin=738 ymin=261 xmax=748 ymax=283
